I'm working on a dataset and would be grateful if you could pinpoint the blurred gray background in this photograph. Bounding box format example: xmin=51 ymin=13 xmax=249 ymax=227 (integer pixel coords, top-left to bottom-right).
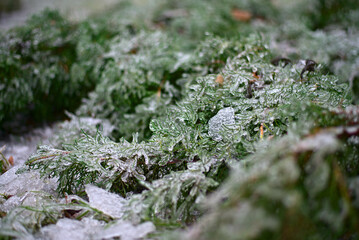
xmin=0 ymin=0 xmax=119 ymax=30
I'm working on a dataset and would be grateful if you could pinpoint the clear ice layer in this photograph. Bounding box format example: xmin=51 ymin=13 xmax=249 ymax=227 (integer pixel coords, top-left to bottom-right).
xmin=208 ymin=107 xmax=235 ymax=141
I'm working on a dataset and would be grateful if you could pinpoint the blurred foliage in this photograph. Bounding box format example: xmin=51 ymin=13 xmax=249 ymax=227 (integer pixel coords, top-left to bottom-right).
xmin=0 ymin=146 xmax=12 ymax=174
xmin=0 ymin=10 xmax=77 ymax=125
xmin=0 ymin=8 xmax=125 ymax=129
xmin=178 ymin=105 xmax=359 ymax=240
xmin=1 ymin=0 xmax=359 ymax=239
xmin=1 ymin=0 xmax=359 ymax=129
xmin=76 ymin=31 xmax=186 ymax=140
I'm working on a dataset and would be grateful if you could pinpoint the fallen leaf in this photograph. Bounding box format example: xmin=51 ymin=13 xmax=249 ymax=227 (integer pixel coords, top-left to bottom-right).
xmin=216 ymin=74 xmax=224 ymax=86
xmin=8 ymin=156 xmax=14 ymax=166
xmin=231 ymin=8 xmax=252 ymax=22
xmin=252 ymin=72 xmax=260 ymax=79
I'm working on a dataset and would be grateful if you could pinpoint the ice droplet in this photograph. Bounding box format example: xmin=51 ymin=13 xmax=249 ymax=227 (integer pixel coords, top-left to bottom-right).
xmin=208 ymin=107 xmax=235 ymax=141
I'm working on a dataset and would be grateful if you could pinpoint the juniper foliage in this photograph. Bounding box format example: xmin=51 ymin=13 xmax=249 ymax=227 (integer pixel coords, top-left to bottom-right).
xmin=0 ymin=10 xmax=77 ymax=125
xmin=178 ymin=105 xmax=359 ymax=240
xmin=1 ymin=0 xmax=359 ymax=239
xmin=27 ymin=34 xmax=350 ymax=227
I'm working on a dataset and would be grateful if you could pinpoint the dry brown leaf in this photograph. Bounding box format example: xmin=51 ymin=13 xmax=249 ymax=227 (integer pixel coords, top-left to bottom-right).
xmin=231 ymin=8 xmax=252 ymax=22
xmin=8 ymin=156 xmax=14 ymax=166
xmin=216 ymin=74 xmax=224 ymax=86
xmin=252 ymin=72 xmax=260 ymax=79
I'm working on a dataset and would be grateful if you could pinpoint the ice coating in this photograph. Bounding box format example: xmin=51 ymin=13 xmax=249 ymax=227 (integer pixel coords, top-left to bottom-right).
xmin=0 ymin=125 xmax=54 ymax=166
xmin=0 ymin=169 xmax=57 ymax=197
xmin=41 ymin=218 xmax=103 ymax=240
xmin=208 ymin=107 xmax=236 ymax=141
xmin=0 ymin=165 xmax=21 ymax=186
xmin=0 ymin=196 xmax=22 ymax=212
xmin=96 ymin=221 xmax=156 ymax=240
xmin=0 ymin=167 xmax=58 ymax=212
xmin=85 ymin=184 xmax=127 ymax=219
xmin=41 ymin=218 xmax=155 ymax=240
